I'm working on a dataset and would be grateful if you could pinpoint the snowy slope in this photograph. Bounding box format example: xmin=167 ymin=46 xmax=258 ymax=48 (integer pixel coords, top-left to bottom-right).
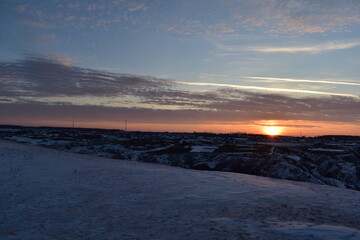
xmin=1 ymin=140 xmax=360 ymax=240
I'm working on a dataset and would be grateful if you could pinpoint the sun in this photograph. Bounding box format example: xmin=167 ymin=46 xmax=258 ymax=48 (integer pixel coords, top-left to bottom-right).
xmin=263 ymin=126 xmax=282 ymax=136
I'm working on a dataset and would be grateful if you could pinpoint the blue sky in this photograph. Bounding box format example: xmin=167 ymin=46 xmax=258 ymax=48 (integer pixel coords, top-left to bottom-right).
xmin=1 ymin=0 xmax=360 ymax=135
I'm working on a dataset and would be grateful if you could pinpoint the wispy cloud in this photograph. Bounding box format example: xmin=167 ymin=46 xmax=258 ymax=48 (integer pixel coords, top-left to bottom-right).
xmin=15 ymin=4 xmax=27 ymax=13
xmin=10 ymin=1 xmax=150 ymax=32
xmin=160 ymin=1 xmax=360 ymax=36
xmin=176 ymin=81 xmax=359 ymax=98
xmin=247 ymin=41 xmax=360 ymax=53
xmin=128 ymin=3 xmax=147 ymax=12
xmin=207 ymin=23 xmax=236 ymax=34
xmin=246 ymin=76 xmax=360 ymax=86
xmin=21 ymin=20 xmax=54 ymax=29
xmin=65 ymin=16 xmax=76 ymax=22
xmin=216 ymin=41 xmax=360 ymax=56
xmin=9 ymin=1 xmax=360 ymax=36
xmin=259 ymin=0 xmax=360 ymax=35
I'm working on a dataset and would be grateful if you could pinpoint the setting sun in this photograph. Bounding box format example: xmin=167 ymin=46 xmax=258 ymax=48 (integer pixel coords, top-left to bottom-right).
xmin=263 ymin=126 xmax=283 ymax=136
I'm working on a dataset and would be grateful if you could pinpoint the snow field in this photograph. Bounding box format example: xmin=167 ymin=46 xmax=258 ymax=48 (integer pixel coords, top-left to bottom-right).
xmin=1 ymin=140 xmax=360 ymax=239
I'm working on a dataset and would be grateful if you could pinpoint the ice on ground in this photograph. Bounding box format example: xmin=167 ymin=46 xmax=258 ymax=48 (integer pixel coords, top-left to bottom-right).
xmin=1 ymin=140 xmax=360 ymax=239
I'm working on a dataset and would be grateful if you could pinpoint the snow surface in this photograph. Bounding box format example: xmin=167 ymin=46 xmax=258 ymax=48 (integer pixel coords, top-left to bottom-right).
xmin=1 ymin=140 xmax=360 ymax=239
xmin=309 ymin=148 xmax=345 ymax=153
xmin=190 ymin=145 xmax=217 ymax=153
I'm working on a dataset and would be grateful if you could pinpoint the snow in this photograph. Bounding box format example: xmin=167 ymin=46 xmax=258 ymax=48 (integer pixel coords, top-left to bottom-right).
xmin=144 ymin=144 xmax=174 ymax=153
xmin=259 ymin=142 xmax=301 ymax=147
xmin=1 ymin=140 xmax=360 ymax=239
xmin=9 ymin=136 xmax=44 ymax=144
xmin=190 ymin=145 xmax=217 ymax=153
xmin=0 ymin=128 xmax=18 ymax=132
xmin=268 ymin=146 xmax=275 ymax=155
xmin=262 ymin=220 xmax=360 ymax=239
xmin=287 ymin=155 xmax=301 ymax=161
xmin=309 ymin=148 xmax=345 ymax=153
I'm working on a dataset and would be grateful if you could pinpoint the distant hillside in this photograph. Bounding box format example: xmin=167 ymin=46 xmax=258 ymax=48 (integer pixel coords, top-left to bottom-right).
xmin=1 ymin=125 xmax=360 ymax=192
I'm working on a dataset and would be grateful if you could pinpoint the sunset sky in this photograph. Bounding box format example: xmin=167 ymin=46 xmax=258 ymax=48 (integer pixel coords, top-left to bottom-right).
xmin=1 ymin=0 xmax=360 ymax=136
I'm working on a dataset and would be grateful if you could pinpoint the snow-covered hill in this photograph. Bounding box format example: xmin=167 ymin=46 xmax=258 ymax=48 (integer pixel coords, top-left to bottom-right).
xmin=1 ymin=140 xmax=360 ymax=239
xmin=2 ymin=127 xmax=360 ymax=191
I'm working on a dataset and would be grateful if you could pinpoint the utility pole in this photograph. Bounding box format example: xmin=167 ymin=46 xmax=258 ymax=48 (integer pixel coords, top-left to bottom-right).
xmin=72 ymin=120 xmax=75 ymax=129
xmin=125 ymin=120 xmax=127 ymax=131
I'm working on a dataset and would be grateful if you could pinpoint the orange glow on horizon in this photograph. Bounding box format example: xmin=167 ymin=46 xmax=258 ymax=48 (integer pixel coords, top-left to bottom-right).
xmin=2 ymin=119 xmax=360 ymax=137
xmin=263 ymin=126 xmax=283 ymax=136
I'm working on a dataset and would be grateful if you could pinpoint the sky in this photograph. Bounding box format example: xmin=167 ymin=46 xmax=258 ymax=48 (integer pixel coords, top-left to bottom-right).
xmin=1 ymin=0 xmax=360 ymax=136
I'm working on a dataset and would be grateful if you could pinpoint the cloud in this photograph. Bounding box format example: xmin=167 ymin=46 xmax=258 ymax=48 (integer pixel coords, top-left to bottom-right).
xmin=207 ymin=23 xmax=236 ymax=34
xmin=67 ymin=2 xmax=80 ymax=8
xmin=241 ymin=17 xmax=266 ymax=29
xmin=39 ymin=34 xmax=57 ymax=40
xmin=164 ymin=20 xmax=204 ymax=36
xmin=199 ymin=88 xmax=360 ymax=122
xmin=216 ymin=41 xmax=360 ymax=57
xmin=1 ymin=55 xmax=360 ymax=124
xmin=0 ymin=98 xmax=13 ymax=102
xmin=247 ymin=41 xmax=360 ymax=53
xmin=1 ymin=91 xmax=360 ymax=124
xmin=0 ymin=55 xmax=173 ymax=98
xmin=86 ymin=3 xmax=98 ymax=11
xmin=15 ymin=4 xmax=27 ymax=13
xmin=268 ymin=17 xmax=329 ymax=34
xmin=65 ymin=16 xmax=76 ymax=21
xmin=128 ymin=3 xmax=147 ymax=12
xmin=176 ymin=81 xmax=358 ymax=98
xmin=10 ymin=1 xmax=150 ymax=32
xmin=161 ymin=1 xmax=335 ymax=36
xmin=9 ymin=1 xmax=360 ymax=36
xmin=21 ymin=20 xmax=54 ymax=29
xmin=259 ymin=0 xmax=360 ymax=35
xmin=245 ymin=76 xmax=360 ymax=86
xmin=253 ymin=121 xmax=318 ymax=129
xmin=31 ymin=34 xmax=58 ymax=43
